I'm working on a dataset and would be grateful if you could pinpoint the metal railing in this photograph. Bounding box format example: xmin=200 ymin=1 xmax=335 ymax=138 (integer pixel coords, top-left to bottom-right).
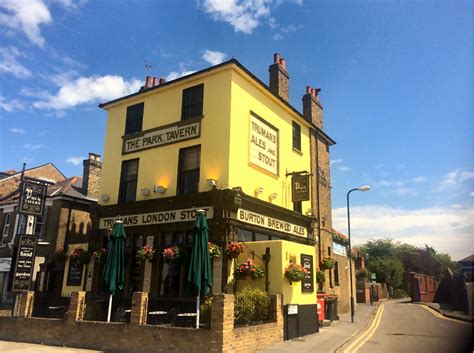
xmin=147 ymin=296 xmax=210 ymax=328
xmin=83 ymin=293 xmax=131 ymax=323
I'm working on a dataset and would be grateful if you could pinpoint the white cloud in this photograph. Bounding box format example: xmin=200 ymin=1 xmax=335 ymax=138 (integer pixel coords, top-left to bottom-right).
xmin=202 ymin=50 xmax=227 ymax=66
xmin=470 ymin=192 xmax=474 ymax=197
xmin=66 ymin=156 xmax=84 ymax=166
xmin=0 ymin=0 xmax=52 ymax=47
xmin=0 ymin=95 xmax=25 ymax=112
xmin=272 ymin=33 xmax=283 ymax=40
xmin=9 ymin=128 xmax=26 ymax=134
xmin=330 ymin=158 xmax=344 ymax=165
xmin=413 ymin=176 xmax=426 ymax=183
xmin=24 ymin=143 xmax=46 ymax=151
xmin=201 ymin=0 xmax=272 ymax=34
xmin=433 ymin=169 xmax=474 ymax=193
xmin=166 ymin=63 xmax=196 ymax=81
xmin=338 ymin=165 xmax=352 ymax=172
xmin=333 ymin=204 xmax=474 ymax=260
xmin=0 ymin=46 xmax=31 ymax=78
xmin=33 ymin=75 xmax=142 ymax=110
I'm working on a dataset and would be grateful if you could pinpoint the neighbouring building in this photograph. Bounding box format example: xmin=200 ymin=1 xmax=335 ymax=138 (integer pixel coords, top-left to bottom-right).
xmin=0 ymin=154 xmax=101 ymax=308
xmin=94 ymin=54 xmax=350 ymax=338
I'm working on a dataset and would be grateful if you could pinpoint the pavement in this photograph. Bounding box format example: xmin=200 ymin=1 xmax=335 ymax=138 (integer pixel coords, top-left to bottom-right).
xmin=259 ymin=302 xmax=378 ymax=353
xmin=0 ymin=341 xmax=102 ymax=353
xmin=418 ymin=302 xmax=474 ymax=323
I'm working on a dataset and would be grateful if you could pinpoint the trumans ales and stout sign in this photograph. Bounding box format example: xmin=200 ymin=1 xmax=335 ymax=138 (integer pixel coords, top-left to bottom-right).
xmin=300 ymin=254 xmax=314 ymax=293
xmin=12 ymin=235 xmax=37 ymax=291
xmin=19 ymin=181 xmax=47 ymax=216
xmin=249 ymin=112 xmax=279 ymax=175
xmin=292 ymin=174 xmax=310 ymax=202
xmin=123 ymin=119 xmax=201 ymax=154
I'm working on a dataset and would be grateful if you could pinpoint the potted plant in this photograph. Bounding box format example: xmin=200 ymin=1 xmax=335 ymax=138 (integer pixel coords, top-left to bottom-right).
xmin=234 ymin=258 xmax=265 ymax=280
xmin=137 ymin=244 xmax=155 ymax=262
xmin=285 ymin=262 xmax=308 ymax=283
xmin=71 ymin=248 xmax=91 ymax=265
xmin=316 ymin=270 xmax=326 ymax=291
xmin=320 ymin=257 xmax=335 ymax=270
xmin=93 ymin=248 xmax=108 ymax=263
xmin=225 ymin=241 xmax=243 ymax=259
xmin=162 ymin=246 xmax=180 ymax=263
xmin=208 ymin=242 xmax=221 ymax=258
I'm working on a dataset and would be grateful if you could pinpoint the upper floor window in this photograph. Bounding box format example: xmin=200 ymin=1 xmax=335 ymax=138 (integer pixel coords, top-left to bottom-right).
xmin=177 ymin=146 xmax=200 ymax=195
xmin=34 ymin=212 xmax=46 ymax=240
xmin=125 ymin=103 xmax=144 ymax=135
xmin=181 ymin=84 xmax=204 ymax=120
xmin=1 ymin=213 xmax=11 ymax=243
xmin=292 ymin=121 xmax=301 ymax=151
xmin=118 ymin=159 xmax=139 ymax=203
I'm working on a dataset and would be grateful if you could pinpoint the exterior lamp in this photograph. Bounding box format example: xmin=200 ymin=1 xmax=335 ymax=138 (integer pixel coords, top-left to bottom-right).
xmin=347 ymin=185 xmax=370 ymax=323
xmin=101 ymin=194 xmax=110 ymax=202
xmin=207 ymin=178 xmax=217 ymax=187
xmin=269 ymin=193 xmax=277 ymax=201
xmin=255 ymin=187 xmax=264 ymax=195
xmin=153 ymin=185 xmax=167 ymax=194
xmin=141 ymin=188 xmax=150 ymax=196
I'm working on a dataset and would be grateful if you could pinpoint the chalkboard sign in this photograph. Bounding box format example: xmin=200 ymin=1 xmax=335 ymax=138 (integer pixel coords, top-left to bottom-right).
xmin=12 ymin=235 xmax=37 ymax=291
xmin=301 ymin=254 xmax=314 ymax=293
xmin=66 ymin=258 xmax=84 ymax=286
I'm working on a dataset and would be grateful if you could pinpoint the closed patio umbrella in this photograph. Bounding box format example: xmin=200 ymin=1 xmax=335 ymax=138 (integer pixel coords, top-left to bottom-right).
xmin=102 ymin=220 xmax=126 ymax=322
xmin=188 ymin=210 xmax=212 ymax=328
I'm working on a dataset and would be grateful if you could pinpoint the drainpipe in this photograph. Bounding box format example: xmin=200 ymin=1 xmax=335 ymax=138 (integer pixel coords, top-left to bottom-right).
xmin=315 ymin=130 xmax=322 ymax=263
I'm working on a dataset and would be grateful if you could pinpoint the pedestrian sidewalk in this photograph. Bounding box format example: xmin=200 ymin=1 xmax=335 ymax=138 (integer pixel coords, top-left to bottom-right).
xmin=419 ymin=302 xmax=474 ymax=323
xmin=258 ymin=303 xmax=378 ymax=353
xmin=0 ymin=340 xmax=103 ymax=352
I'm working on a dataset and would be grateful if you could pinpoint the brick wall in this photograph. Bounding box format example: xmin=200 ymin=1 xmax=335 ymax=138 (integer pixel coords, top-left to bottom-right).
xmin=0 ymin=292 xmax=284 ymax=353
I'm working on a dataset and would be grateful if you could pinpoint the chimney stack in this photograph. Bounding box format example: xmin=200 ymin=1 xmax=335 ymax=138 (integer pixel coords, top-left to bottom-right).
xmin=145 ymin=76 xmax=152 ymax=89
xmin=159 ymin=77 xmax=166 ymax=85
xmin=302 ymin=86 xmax=323 ymax=129
xmin=269 ymin=53 xmax=290 ymax=102
xmin=82 ymin=152 xmax=102 ymax=199
xmin=153 ymin=77 xmax=159 ymax=87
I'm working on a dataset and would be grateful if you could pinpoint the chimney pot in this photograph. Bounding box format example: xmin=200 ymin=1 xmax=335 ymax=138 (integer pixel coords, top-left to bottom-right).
xmin=145 ymin=76 xmax=152 ymax=89
xmin=159 ymin=77 xmax=166 ymax=85
xmin=279 ymin=58 xmax=286 ymax=68
xmin=88 ymin=152 xmax=95 ymax=160
xmin=153 ymin=77 xmax=159 ymax=87
xmin=306 ymin=86 xmax=312 ymax=94
xmin=274 ymin=53 xmax=280 ymax=64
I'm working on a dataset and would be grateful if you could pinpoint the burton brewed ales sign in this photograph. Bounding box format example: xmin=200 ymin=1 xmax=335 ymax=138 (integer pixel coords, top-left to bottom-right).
xmin=19 ymin=181 xmax=47 ymax=216
xmin=301 ymin=254 xmax=314 ymax=293
xmin=12 ymin=235 xmax=37 ymax=291
xmin=123 ymin=119 xmax=201 ymax=154
xmin=249 ymin=112 xmax=279 ymax=175
xmin=292 ymin=174 xmax=310 ymax=202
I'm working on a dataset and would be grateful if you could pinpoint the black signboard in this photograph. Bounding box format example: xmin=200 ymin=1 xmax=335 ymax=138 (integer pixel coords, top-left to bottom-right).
xmin=301 ymin=254 xmax=314 ymax=293
xmin=19 ymin=181 xmax=47 ymax=216
xmin=12 ymin=235 xmax=37 ymax=291
xmin=292 ymin=175 xmax=310 ymax=202
xmin=66 ymin=258 xmax=84 ymax=286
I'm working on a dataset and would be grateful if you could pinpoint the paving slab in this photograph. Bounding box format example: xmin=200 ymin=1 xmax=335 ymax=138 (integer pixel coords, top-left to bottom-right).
xmin=0 ymin=341 xmax=103 ymax=352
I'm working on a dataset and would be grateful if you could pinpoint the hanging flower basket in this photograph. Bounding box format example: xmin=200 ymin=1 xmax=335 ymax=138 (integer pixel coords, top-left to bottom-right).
xmin=316 ymin=270 xmax=326 ymax=285
xmin=285 ymin=262 xmax=308 ymax=283
xmin=137 ymin=245 xmax=155 ymax=262
xmin=71 ymin=248 xmax=91 ymax=265
xmin=226 ymin=241 xmax=243 ymax=259
xmin=234 ymin=258 xmax=265 ymax=280
xmin=93 ymin=248 xmax=108 ymax=263
xmin=208 ymin=242 xmax=221 ymax=258
xmin=320 ymin=257 xmax=335 ymax=270
xmin=162 ymin=246 xmax=180 ymax=263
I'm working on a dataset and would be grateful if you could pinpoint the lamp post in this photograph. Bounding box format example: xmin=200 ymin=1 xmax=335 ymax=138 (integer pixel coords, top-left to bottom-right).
xmin=347 ymin=185 xmax=370 ymax=323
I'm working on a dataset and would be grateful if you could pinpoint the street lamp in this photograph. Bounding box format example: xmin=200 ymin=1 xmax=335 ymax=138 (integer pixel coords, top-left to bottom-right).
xmin=347 ymin=185 xmax=370 ymax=323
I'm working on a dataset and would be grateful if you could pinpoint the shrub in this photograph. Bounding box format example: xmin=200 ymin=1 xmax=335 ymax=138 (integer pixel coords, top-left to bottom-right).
xmin=391 ymin=288 xmax=408 ymax=299
xmin=234 ymin=287 xmax=270 ymax=325
xmin=356 ymin=268 xmax=368 ymax=281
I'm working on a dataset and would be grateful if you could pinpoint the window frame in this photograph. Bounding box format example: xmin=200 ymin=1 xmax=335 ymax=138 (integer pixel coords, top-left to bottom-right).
xmin=181 ymin=84 xmax=204 ymax=120
xmin=292 ymin=121 xmax=301 ymax=152
xmin=1 ymin=213 xmax=11 ymax=243
xmin=177 ymin=145 xmax=201 ymax=195
xmin=118 ymin=158 xmax=140 ymax=204
xmin=124 ymin=102 xmax=144 ymax=135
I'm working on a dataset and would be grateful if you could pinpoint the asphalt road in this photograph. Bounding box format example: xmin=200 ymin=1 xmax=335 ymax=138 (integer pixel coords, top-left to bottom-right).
xmin=339 ymin=299 xmax=473 ymax=353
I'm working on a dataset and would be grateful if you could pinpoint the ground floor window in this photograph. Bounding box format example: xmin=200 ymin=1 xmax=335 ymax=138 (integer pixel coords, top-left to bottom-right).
xmin=237 ymin=228 xmax=281 ymax=242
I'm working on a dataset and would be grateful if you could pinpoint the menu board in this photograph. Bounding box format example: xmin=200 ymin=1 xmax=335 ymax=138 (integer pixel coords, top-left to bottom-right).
xmin=300 ymin=254 xmax=314 ymax=293
xmin=12 ymin=235 xmax=37 ymax=291
xmin=66 ymin=258 xmax=84 ymax=286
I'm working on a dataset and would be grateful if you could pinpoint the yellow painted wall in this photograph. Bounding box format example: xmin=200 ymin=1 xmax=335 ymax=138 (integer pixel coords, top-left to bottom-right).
xmin=61 ymin=243 xmax=88 ymax=296
xmin=236 ymin=240 xmax=317 ymax=305
xmin=100 ymin=68 xmax=232 ymax=204
xmin=229 ymin=68 xmax=312 ymax=212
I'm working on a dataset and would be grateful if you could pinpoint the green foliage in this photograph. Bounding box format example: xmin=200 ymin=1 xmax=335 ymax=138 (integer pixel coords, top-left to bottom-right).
xmin=391 ymin=288 xmax=408 ymax=299
xmin=234 ymin=287 xmax=270 ymax=325
xmin=316 ymin=270 xmax=325 ymax=284
xmin=360 ymin=239 xmax=397 ymax=258
xmin=356 ymin=268 xmax=368 ymax=281
xmin=368 ymin=257 xmax=404 ymax=288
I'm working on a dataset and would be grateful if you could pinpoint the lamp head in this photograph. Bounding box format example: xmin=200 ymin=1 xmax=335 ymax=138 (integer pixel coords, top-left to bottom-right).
xmin=357 ymin=185 xmax=370 ymax=191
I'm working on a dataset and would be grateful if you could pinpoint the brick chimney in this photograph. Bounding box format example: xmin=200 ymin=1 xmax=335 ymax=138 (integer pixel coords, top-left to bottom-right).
xmin=302 ymin=85 xmax=323 ymax=129
xmin=82 ymin=153 xmax=102 ymax=199
xmin=268 ymin=53 xmax=290 ymax=102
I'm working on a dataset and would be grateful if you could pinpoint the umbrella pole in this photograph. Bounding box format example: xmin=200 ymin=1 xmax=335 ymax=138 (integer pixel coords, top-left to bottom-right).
xmin=195 ymin=291 xmax=200 ymax=329
xmin=107 ymin=294 xmax=113 ymax=323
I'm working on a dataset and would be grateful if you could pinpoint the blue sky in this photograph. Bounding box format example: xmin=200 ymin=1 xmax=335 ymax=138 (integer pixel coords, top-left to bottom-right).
xmin=0 ymin=0 xmax=472 ymax=259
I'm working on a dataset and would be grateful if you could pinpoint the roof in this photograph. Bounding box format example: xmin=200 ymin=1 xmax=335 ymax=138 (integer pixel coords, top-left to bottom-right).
xmin=99 ymin=58 xmax=336 ymax=146
xmin=459 ymin=254 xmax=474 ymax=263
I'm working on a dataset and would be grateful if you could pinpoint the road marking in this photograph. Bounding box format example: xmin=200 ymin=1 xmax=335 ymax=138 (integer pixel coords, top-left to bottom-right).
xmin=343 ymin=304 xmax=385 ymax=353
xmin=420 ymin=305 xmax=472 ymax=326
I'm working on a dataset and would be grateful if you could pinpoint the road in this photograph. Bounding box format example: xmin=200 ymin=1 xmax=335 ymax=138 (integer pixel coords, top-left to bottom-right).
xmin=339 ymin=299 xmax=473 ymax=353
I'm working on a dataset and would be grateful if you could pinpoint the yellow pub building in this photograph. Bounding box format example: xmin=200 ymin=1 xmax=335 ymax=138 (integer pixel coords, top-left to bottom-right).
xmin=92 ymin=54 xmax=348 ymax=338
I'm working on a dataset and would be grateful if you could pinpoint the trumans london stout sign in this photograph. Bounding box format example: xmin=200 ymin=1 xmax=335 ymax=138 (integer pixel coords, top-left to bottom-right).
xmin=123 ymin=120 xmax=201 ymax=154
xmin=19 ymin=181 xmax=47 ymax=216
xmin=12 ymin=235 xmax=37 ymax=291
xmin=249 ymin=112 xmax=279 ymax=175
xmin=237 ymin=209 xmax=307 ymax=237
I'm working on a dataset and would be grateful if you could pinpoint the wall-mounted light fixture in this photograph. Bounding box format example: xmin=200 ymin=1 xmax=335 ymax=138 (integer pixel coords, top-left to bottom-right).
xmin=306 ymin=209 xmax=313 ymax=216
xmin=269 ymin=193 xmax=277 ymax=201
xmin=101 ymin=194 xmax=110 ymax=202
xmin=141 ymin=188 xmax=150 ymax=196
xmin=153 ymin=185 xmax=167 ymax=194
xmin=207 ymin=178 xmax=217 ymax=187
xmin=255 ymin=187 xmax=264 ymax=195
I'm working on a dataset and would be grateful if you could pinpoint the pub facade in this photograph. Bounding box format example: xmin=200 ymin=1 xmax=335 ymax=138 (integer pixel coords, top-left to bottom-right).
xmin=95 ymin=54 xmax=341 ymax=336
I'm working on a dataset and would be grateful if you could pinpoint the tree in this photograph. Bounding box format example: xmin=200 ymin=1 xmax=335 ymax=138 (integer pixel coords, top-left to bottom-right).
xmin=360 ymin=239 xmax=397 ymax=259
xmin=367 ymin=257 xmax=404 ymax=288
